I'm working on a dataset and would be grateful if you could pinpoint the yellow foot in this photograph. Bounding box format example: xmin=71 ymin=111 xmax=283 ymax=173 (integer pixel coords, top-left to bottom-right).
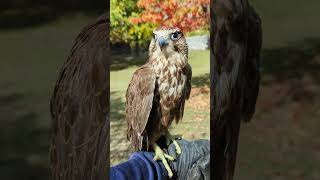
xmin=153 ymin=144 xmax=174 ymax=178
xmin=172 ymin=140 xmax=181 ymax=155
xmin=166 ymin=134 xmax=182 ymax=155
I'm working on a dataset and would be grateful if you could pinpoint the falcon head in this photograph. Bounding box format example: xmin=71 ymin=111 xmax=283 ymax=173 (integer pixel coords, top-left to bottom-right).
xmin=149 ymin=26 xmax=188 ymax=59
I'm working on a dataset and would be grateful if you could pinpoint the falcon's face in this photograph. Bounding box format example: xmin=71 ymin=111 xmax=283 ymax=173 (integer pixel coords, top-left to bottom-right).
xmin=149 ymin=26 xmax=188 ymax=59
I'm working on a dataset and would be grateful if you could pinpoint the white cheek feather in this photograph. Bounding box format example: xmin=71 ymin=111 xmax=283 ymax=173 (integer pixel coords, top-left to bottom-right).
xmin=166 ymin=46 xmax=176 ymax=56
xmin=152 ymin=47 xmax=163 ymax=60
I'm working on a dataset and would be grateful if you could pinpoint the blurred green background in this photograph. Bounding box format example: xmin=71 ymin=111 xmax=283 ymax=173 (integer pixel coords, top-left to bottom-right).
xmin=235 ymin=0 xmax=320 ymax=179
xmin=0 ymin=0 xmax=320 ymax=179
xmin=0 ymin=1 xmax=104 ymax=179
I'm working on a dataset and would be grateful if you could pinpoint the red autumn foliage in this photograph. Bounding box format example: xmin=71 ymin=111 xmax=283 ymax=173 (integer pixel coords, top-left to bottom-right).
xmin=130 ymin=0 xmax=209 ymax=32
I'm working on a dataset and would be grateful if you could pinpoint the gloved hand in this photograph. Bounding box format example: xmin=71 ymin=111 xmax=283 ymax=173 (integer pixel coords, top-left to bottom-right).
xmin=166 ymin=139 xmax=210 ymax=180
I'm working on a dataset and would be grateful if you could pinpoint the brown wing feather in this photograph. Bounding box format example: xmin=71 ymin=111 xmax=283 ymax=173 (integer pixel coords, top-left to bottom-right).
xmin=242 ymin=5 xmax=262 ymax=122
xmin=174 ymin=63 xmax=192 ymax=123
xmin=50 ymin=14 xmax=109 ymax=180
xmin=126 ymin=64 xmax=156 ymax=151
xmin=185 ymin=63 xmax=192 ymax=99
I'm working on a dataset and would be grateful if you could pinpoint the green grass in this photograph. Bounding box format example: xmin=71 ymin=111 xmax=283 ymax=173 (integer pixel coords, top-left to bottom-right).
xmin=110 ymin=50 xmax=210 ymax=165
xmin=111 ymin=50 xmax=210 ymax=91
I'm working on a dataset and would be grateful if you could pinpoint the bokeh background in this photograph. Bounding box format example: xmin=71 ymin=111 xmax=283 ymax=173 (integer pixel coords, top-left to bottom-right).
xmin=236 ymin=0 xmax=320 ymax=179
xmin=1 ymin=0 xmax=320 ymax=179
xmin=110 ymin=0 xmax=210 ymax=165
xmin=0 ymin=1 xmax=104 ymax=179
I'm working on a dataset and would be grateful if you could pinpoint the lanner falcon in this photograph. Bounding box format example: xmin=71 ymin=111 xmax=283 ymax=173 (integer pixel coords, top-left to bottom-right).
xmin=126 ymin=26 xmax=192 ymax=178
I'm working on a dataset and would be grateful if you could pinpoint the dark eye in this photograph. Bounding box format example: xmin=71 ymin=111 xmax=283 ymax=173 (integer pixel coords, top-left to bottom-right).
xmin=153 ymin=33 xmax=157 ymax=39
xmin=170 ymin=32 xmax=180 ymax=40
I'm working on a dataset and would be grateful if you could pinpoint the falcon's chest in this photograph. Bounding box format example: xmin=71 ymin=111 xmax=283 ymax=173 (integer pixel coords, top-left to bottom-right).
xmin=152 ymin=55 xmax=187 ymax=103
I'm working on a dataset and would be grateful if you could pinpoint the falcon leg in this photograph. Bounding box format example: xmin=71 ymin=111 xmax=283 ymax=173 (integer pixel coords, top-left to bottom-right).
xmin=152 ymin=143 xmax=174 ymax=178
xmin=166 ymin=131 xmax=181 ymax=155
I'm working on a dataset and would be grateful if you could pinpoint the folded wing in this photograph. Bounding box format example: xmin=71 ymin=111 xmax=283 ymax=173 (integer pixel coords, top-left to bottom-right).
xmin=126 ymin=65 xmax=156 ymax=151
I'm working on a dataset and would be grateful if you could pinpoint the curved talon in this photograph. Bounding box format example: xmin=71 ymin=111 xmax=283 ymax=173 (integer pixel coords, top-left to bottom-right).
xmin=166 ymin=132 xmax=182 ymax=155
xmin=173 ymin=140 xmax=182 ymax=155
xmin=153 ymin=151 xmax=174 ymax=161
xmin=153 ymin=144 xmax=174 ymax=178
xmin=164 ymin=153 xmax=175 ymax=161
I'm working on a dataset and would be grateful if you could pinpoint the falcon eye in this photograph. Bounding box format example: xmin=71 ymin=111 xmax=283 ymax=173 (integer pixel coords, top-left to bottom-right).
xmin=170 ymin=32 xmax=180 ymax=41
xmin=153 ymin=33 xmax=157 ymax=39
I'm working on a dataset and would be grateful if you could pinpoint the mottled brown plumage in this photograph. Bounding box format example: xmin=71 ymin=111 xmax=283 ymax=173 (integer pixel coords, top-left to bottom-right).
xmin=211 ymin=0 xmax=262 ymax=179
xmin=50 ymin=14 xmax=110 ymax=180
xmin=126 ymin=26 xmax=192 ymax=151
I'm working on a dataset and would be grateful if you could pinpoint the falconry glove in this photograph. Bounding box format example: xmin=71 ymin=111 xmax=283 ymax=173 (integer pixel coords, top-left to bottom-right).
xmin=167 ymin=139 xmax=210 ymax=180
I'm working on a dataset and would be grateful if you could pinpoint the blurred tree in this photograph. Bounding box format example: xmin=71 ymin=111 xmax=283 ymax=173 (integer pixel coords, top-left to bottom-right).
xmin=130 ymin=0 xmax=209 ymax=33
xmin=111 ymin=0 xmax=209 ymax=50
xmin=111 ymin=0 xmax=154 ymax=51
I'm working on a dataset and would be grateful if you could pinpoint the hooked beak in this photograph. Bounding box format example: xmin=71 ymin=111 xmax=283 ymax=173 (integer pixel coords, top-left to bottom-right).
xmin=157 ymin=37 xmax=168 ymax=50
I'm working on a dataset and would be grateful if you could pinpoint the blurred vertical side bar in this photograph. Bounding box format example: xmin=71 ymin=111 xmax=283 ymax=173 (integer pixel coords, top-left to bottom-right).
xmin=210 ymin=0 xmax=262 ymax=179
xmin=210 ymin=0 xmax=215 ymax=177
xmin=49 ymin=6 xmax=110 ymax=180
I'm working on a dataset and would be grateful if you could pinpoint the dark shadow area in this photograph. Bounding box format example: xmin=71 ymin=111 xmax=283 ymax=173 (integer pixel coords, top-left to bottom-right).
xmin=261 ymin=37 xmax=320 ymax=84
xmin=0 ymin=91 xmax=50 ymax=180
xmin=111 ymin=54 xmax=147 ymax=71
xmin=0 ymin=0 xmax=105 ymax=29
xmin=110 ymin=43 xmax=150 ymax=71
xmin=192 ymin=73 xmax=210 ymax=87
